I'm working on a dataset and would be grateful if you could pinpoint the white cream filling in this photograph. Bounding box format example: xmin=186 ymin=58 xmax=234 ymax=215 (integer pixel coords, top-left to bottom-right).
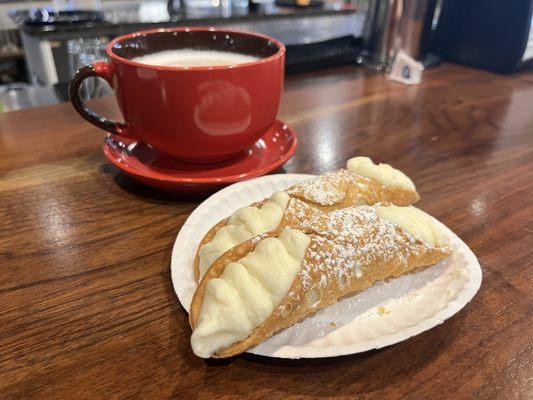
xmin=347 ymin=156 xmax=416 ymax=191
xmin=191 ymin=228 xmax=311 ymax=358
xmin=198 ymin=191 xmax=290 ymax=278
xmin=376 ymin=205 xmax=444 ymax=246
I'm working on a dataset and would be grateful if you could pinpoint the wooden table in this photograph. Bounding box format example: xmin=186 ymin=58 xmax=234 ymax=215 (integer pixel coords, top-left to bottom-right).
xmin=1 ymin=64 xmax=532 ymax=399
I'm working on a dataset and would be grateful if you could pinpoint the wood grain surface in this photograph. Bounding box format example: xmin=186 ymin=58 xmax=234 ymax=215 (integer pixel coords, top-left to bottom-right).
xmin=0 ymin=63 xmax=532 ymax=399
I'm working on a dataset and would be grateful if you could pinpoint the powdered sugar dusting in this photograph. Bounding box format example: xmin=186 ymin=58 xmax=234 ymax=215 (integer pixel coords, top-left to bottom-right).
xmin=282 ymin=197 xmax=328 ymax=228
xmin=287 ymin=170 xmax=372 ymax=206
xmin=287 ymin=171 xmax=347 ymax=205
xmin=297 ymin=206 xmax=433 ymax=291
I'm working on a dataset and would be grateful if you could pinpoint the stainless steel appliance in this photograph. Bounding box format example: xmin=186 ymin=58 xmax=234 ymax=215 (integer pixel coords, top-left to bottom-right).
xmin=358 ymin=0 xmax=438 ymax=70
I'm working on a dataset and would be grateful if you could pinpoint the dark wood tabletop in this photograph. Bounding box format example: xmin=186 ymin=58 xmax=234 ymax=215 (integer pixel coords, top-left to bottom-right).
xmin=1 ymin=63 xmax=532 ymax=400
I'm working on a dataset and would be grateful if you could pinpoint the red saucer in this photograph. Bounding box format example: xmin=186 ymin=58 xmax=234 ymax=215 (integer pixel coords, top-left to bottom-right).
xmin=103 ymin=120 xmax=297 ymax=193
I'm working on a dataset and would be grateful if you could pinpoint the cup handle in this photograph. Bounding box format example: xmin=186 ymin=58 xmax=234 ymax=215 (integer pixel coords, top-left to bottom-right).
xmin=69 ymin=61 xmax=131 ymax=138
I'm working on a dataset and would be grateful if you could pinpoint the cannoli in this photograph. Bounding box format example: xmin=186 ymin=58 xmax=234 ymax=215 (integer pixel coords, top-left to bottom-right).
xmin=190 ymin=205 xmax=451 ymax=358
xmin=194 ymin=157 xmax=420 ymax=281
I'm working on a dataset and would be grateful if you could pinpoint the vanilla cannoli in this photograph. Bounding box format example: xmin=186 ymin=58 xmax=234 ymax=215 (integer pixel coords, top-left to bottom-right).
xmin=194 ymin=157 xmax=420 ymax=281
xmin=190 ymin=205 xmax=450 ymax=358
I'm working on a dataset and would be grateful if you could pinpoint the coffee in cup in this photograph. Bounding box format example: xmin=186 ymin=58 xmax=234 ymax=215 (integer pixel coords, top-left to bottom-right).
xmin=132 ymin=49 xmax=260 ymax=67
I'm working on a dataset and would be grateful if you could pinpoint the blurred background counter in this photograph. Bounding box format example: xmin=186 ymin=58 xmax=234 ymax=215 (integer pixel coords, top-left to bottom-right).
xmin=2 ymin=0 xmax=533 ymax=111
xmin=0 ymin=0 xmax=363 ymax=110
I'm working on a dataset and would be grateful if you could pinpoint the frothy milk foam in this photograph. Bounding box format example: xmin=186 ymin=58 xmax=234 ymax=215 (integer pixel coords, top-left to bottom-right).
xmin=133 ymin=49 xmax=260 ymax=67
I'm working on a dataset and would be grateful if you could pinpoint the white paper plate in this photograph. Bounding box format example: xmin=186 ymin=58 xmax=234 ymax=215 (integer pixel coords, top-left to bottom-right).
xmin=171 ymin=174 xmax=482 ymax=359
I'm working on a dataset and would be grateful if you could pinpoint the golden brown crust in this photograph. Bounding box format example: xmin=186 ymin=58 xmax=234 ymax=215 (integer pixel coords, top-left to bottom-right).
xmin=190 ymin=207 xmax=451 ymax=358
xmin=287 ymin=171 xmax=419 ymax=210
xmin=193 ymin=170 xmax=420 ymax=282
xmin=213 ymin=242 xmax=448 ymax=358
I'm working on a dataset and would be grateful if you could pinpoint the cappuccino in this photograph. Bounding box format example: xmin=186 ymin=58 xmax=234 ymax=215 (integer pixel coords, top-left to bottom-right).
xmin=133 ymin=49 xmax=259 ymax=67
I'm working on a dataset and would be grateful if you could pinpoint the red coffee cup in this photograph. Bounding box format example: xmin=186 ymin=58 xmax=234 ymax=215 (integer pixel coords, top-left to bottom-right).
xmin=70 ymin=27 xmax=285 ymax=163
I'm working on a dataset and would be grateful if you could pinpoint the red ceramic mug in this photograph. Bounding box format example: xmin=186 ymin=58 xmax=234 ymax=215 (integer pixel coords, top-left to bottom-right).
xmin=70 ymin=27 xmax=285 ymax=163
